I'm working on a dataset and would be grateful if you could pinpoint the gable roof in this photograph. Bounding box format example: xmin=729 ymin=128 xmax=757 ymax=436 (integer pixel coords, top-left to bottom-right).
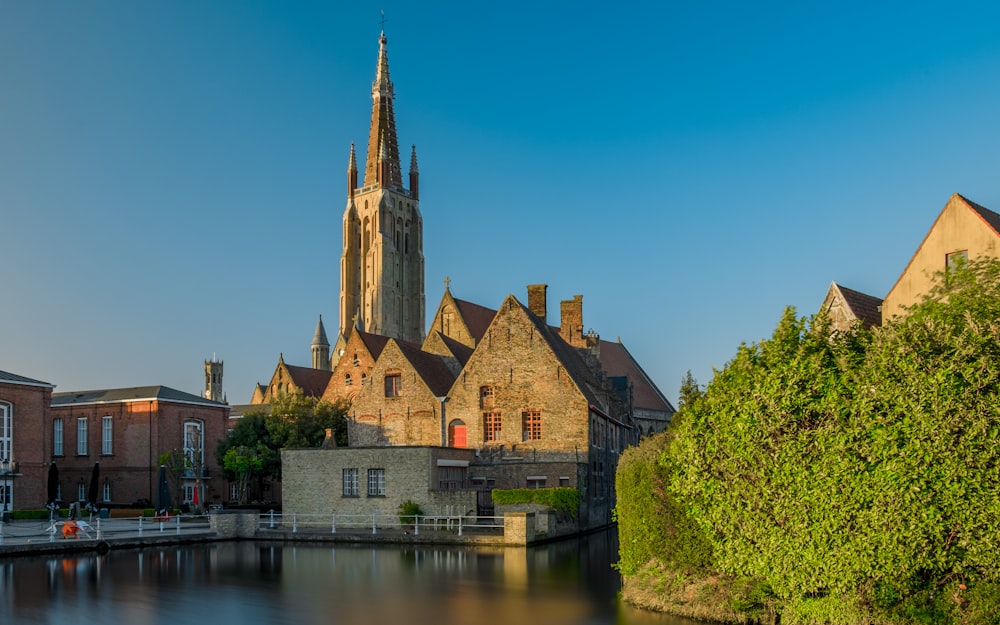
xmin=436 ymin=333 xmax=474 ymax=367
xmin=356 ymin=330 xmax=391 ymax=360
xmin=832 ymin=283 xmax=883 ymax=328
xmin=52 ymin=385 xmax=227 ymax=408
xmin=394 ymin=340 xmax=458 ymax=397
xmin=966 ymin=194 xmax=1000 ymax=236
xmin=452 ymin=297 xmax=497 ymax=342
xmin=0 ymin=370 xmax=55 ymax=388
xmin=598 ymin=340 xmax=675 ymax=414
xmin=281 ymin=363 xmax=334 ymax=398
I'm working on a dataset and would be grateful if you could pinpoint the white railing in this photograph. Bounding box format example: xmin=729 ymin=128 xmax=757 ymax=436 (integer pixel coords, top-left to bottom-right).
xmin=258 ymin=511 xmax=503 ymax=536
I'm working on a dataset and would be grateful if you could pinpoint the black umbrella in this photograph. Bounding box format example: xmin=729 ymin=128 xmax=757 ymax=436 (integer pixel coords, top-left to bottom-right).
xmin=86 ymin=462 xmax=100 ymax=516
xmin=46 ymin=462 xmax=59 ymax=520
xmin=157 ymin=465 xmax=172 ymax=515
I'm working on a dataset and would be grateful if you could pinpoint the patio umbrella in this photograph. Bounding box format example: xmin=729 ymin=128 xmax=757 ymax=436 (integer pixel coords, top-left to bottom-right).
xmin=46 ymin=462 xmax=59 ymax=509
xmin=192 ymin=482 xmax=199 ymax=508
xmin=86 ymin=462 xmax=100 ymax=515
xmin=157 ymin=465 xmax=172 ymax=515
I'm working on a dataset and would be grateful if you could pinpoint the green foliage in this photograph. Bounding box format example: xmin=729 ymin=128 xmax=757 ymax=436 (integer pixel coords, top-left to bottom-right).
xmin=618 ymin=258 xmax=1000 ymax=624
xmin=397 ymin=500 xmax=423 ymax=525
xmin=678 ymin=370 xmax=704 ymax=409
xmin=215 ymin=391 xmax=350 ymax=492
xmin=9 ymin=509 xmax=53 ymax=520
xmin=491 ymin=487 xmax=579 ymax=517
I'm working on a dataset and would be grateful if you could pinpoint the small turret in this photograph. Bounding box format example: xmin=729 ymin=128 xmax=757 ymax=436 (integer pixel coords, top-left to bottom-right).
xmin=348 ymin=143 xmax=358 ymax=199
xmin=312 ymin=315 xmax=331 ymax=371
xmin=409 ymin=144 xmax=419 ymax=200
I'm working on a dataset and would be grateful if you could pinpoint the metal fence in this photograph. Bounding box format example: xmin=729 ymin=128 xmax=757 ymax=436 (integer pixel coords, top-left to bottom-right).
xmin=258 ymin=511 xmax=504 ymax=536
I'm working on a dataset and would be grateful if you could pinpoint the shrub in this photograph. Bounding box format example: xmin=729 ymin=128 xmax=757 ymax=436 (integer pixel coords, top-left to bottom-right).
xmin=491 ymin=487 xmax=579 ymax=518
xmin=397 ymin=500 xmax=423 ymax=525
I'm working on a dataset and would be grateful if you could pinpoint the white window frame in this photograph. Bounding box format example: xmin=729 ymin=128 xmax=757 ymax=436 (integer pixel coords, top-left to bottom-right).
xmin=343 ymin=468 xmax=359 ymax=497
xmin=367 ymin=468 xmax=385 ymax=496
xmin=183 ymin=421 xmax=204 ymax=477
xmin=102 ymin=480 xmax=111 ymax=503
xmin=101 ymin=416 xmax=113 ymax=455
xmin=77 ymin=481 xmax=86 ymax=501
xmin=53 ymin=418 xmax=63 ymax=456
xmin=77 ymin=417 xmax=88 ymax=455
xmin=0 ymin=402 xmax=11 ymax=462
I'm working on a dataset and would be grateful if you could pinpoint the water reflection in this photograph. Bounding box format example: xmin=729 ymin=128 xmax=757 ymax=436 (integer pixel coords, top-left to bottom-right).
xmin=0 ymin=529 xmax=701 ymax=625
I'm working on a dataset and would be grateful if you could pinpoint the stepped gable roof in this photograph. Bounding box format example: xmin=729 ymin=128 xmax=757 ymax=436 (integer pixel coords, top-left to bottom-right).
xmin=282 ymin=364 xmax=333 ymax=398
xmin=511 ymin=296 xmax=606 ymax=411
xmin=0 ymin=370 xmax=54 ymax=388
xmin=598 ymin=340 xmax=675 ymax=414
xmin=834 ymin=283 xmax=883 ymax=328
xmin=52 ymin=385 xmax=227 ymax=408
xmin=453 ymin=298 xmax=497 ymax=342
xmin=964 ymin=193 xmax=1000 ymax=235
xmin=436 ymin=333 xmax=474 ymax=367
xmin=394 ymin=340 xmax=457 ymax=397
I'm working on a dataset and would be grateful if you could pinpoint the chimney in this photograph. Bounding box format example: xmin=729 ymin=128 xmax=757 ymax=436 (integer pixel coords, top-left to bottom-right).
xmin=527 ymin=284 xmax=548 ymax=323
xmin=560 ymin=295 xmax=585 ymax=347
xmin=320 ymin=428 xmax=336 ymax=449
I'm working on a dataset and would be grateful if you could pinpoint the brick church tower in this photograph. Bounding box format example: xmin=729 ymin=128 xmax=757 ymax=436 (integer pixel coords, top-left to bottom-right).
xmin=339 ymin=30 xmax=425 ymax=349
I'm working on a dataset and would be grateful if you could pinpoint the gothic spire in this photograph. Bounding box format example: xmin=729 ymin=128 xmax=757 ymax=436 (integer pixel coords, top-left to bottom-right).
xmin=409 ymin=144 xmax=419 ymax=200
xmin=347 ymin=143 xmax=358 ymax=198
xmin=364 ymin=31 xmax=401 ymax=189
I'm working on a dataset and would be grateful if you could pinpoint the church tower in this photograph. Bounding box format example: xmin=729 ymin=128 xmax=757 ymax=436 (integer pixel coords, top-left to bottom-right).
xmin=339 ymin=31 xmax=425 ymax=349
xmin=204 ymin=357 xmax=223 ymax=402
xmin=311 ymin=315 xmax=331 ymax=371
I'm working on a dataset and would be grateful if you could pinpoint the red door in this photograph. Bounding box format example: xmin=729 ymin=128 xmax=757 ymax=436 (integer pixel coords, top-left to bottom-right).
xmin=448 ymin=420 xmax=467 ymax=448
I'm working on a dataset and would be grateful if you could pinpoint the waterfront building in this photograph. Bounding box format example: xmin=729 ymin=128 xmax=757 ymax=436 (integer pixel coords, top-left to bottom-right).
xmin=0 ymin=370 xmax=55 ymax=512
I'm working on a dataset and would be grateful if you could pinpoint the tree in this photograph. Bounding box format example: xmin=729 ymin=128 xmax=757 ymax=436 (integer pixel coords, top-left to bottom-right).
xmin=677 ymin=370 xmax=703 ymax=409
xmin=618 ymin=257 xmax=1000 ymax=624
xmin=216 ymin=390 xmax=350 ymax=502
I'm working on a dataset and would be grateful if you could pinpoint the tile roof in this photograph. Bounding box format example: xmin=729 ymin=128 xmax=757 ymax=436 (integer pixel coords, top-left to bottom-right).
xmin=598 ymin=340 xmax=675 ymax=414
xmin=395 ymin=340 xmax=457 ymax=397
xmin=835 ymin=283 xmax=883 ymax=328
xmin=52 ymin=385 xmax=227 ymax=407
xmin=282 ymin=364 xmax=334 ymax=398
xmin=357 ymin=331 xmax=391 ymax=360
xmin=0 ymin=370 xmax=54 ymax=388
xmin=437 ymin=333 xmax=474 ymax=367
xmin=962 ymin=193 xmax=1000 ymax=236
xmin=453 ymin=298 xmax=497 ymax=342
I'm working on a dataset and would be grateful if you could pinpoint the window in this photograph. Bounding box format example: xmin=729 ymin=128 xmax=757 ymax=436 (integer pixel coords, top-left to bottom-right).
xmin=77 ymin=418 xmax=88 ymax=455
xmin=183 ymin=483 xmax=194 ymax=504
xmin=345 ymin=373 xmax=352 ymax=386
xmin=559 ymin=477 xmax=570 ymax=487
xmin=367 ymin=468 xmax=385 ymax=496
xmin=184 ymin=421 xmax=204 ymax=476
xmin=53 ymin=418 xmax=64 ymax=456
xmin=438 ymin=466 xmax=465 ymax=490
xmin=101 ymin=416 xmax=113 ymax=455
xmin=479 ymin=386 xmax=494 ymax=409
xmin=0 ymin=402 xmax=11 ymax=462
xmin=384 ymin=373 xmax=402 ymax=397
xmin=343 ymin=468 xmax=359 ymax=497
xmin=526 ymin=476 xmax=547 ymax=489
xmin=484 ymin=410 xmax=502 ymax=442
xmin=946 ymin=250 xmax=969 ymax=271
xmin=78 ymin=480 xmax=86 ymax=501
xmin=522 ymin=410 xmax=541 ymax=441
xmin=103 ymin=479 xmax=111 ymax=502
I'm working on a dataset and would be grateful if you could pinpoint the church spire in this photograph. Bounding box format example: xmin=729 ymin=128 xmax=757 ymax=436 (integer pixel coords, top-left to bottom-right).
xmin=312 ymin=315 xmax=331 ymax=371
xmin=347 ymin=143 xmax=358 ymax=199
xmin=409 ymin=144 xmax=419 ymax=200
xmin=364 ymin=31 xmax=401 ymax=189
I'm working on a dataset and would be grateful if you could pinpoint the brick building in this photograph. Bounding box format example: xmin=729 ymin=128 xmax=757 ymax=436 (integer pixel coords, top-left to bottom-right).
xmin=0 ymin=370 xmax=56 ymax=512
xmin=49 ymin=386 xmax=229 ymax=510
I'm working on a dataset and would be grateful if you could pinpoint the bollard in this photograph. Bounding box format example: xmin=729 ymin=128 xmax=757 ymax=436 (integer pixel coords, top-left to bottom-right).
xmin=0 ymin=521 xmax=4 ymax=545
xmin=269 ymin=509 xmax=275 ymax=529
xmin=292 ymin=513 xmax=297 ymax=533
xmin=414 ymin=515 xmax=419 ymax=536
xmin=176 ymin=514 xmax=181 ymax=535
xmin=138 ymin=515 xmax=144 ymax=536
xmin=458 ymin=515 xmax=463 ymax=536
xmin=96 ymin=518 xmax=103 ymax=542
xmin=331 ymin=514 xmax=336 ymax=534
xmin=372 ymin=512 xmax=377 ymax=535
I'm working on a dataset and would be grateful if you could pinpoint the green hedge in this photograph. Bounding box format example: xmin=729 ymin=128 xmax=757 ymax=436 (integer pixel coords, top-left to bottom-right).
xmin=492 ymin=487 xmax=579 ymax=518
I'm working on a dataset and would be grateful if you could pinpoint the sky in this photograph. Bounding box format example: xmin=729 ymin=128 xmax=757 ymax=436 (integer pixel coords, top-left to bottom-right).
xmin=4 ymin=1 xmax=1000 ymax=406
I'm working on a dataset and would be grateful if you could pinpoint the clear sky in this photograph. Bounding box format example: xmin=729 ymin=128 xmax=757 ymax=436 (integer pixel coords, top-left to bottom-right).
xmin=4 ymin=1 xmax=1000 ymax=405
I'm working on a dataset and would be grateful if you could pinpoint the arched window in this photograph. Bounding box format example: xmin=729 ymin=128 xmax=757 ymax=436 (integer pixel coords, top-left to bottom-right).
xmin=345 ymin=373 xmax=353 ymax=386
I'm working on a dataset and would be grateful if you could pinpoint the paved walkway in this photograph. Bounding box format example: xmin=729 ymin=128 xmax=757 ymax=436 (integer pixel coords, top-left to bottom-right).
xmin=0 ymin=517 xmax=217 ymax=556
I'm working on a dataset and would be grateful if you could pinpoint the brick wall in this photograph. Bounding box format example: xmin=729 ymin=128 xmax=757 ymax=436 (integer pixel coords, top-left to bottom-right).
xmin=1 ymin=380 xmax=53 ymax=509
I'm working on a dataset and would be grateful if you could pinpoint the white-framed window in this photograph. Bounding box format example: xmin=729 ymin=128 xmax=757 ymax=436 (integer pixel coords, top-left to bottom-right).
xmin=77 ymin=418 xmax=88 ymax=455
xmin=0 ymin=402 xmax=11 ymax=462
xmin=102 ymin=416 xmax=113 ymax=455
xmin=53 ymin=418 xmax=63 ymax=456
xmin=343 ymin=468 xmax=359 ymax=497
xmin=526 ymin=476 xmax=547 ymax=489
xmin=183 ymin=421 xmax=204 ymax=476
xmin=230 ymin=481 xmax=239 ymax=501
xmin=102 ymin=479 xmax=111 ymax=502
xmin=77 ymin=480 xmax=86 ymax=501
xmin=183 ymin=483 xmax=194 ymax=504
xmin=367 ymin=468 xmax=385 ymax=496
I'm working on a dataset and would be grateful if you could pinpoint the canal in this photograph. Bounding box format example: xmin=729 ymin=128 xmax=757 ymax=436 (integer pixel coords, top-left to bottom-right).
xmin=0 ymin=528 xmax=701 ymax=625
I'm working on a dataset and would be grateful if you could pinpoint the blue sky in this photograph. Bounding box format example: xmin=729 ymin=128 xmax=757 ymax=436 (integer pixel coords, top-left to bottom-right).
xmin=3 ymin=2 xmax=1000 ymax=405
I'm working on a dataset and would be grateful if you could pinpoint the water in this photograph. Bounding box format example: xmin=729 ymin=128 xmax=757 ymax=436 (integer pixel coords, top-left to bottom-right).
xmin=0 ymin=528 xmax=701 ymax=625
